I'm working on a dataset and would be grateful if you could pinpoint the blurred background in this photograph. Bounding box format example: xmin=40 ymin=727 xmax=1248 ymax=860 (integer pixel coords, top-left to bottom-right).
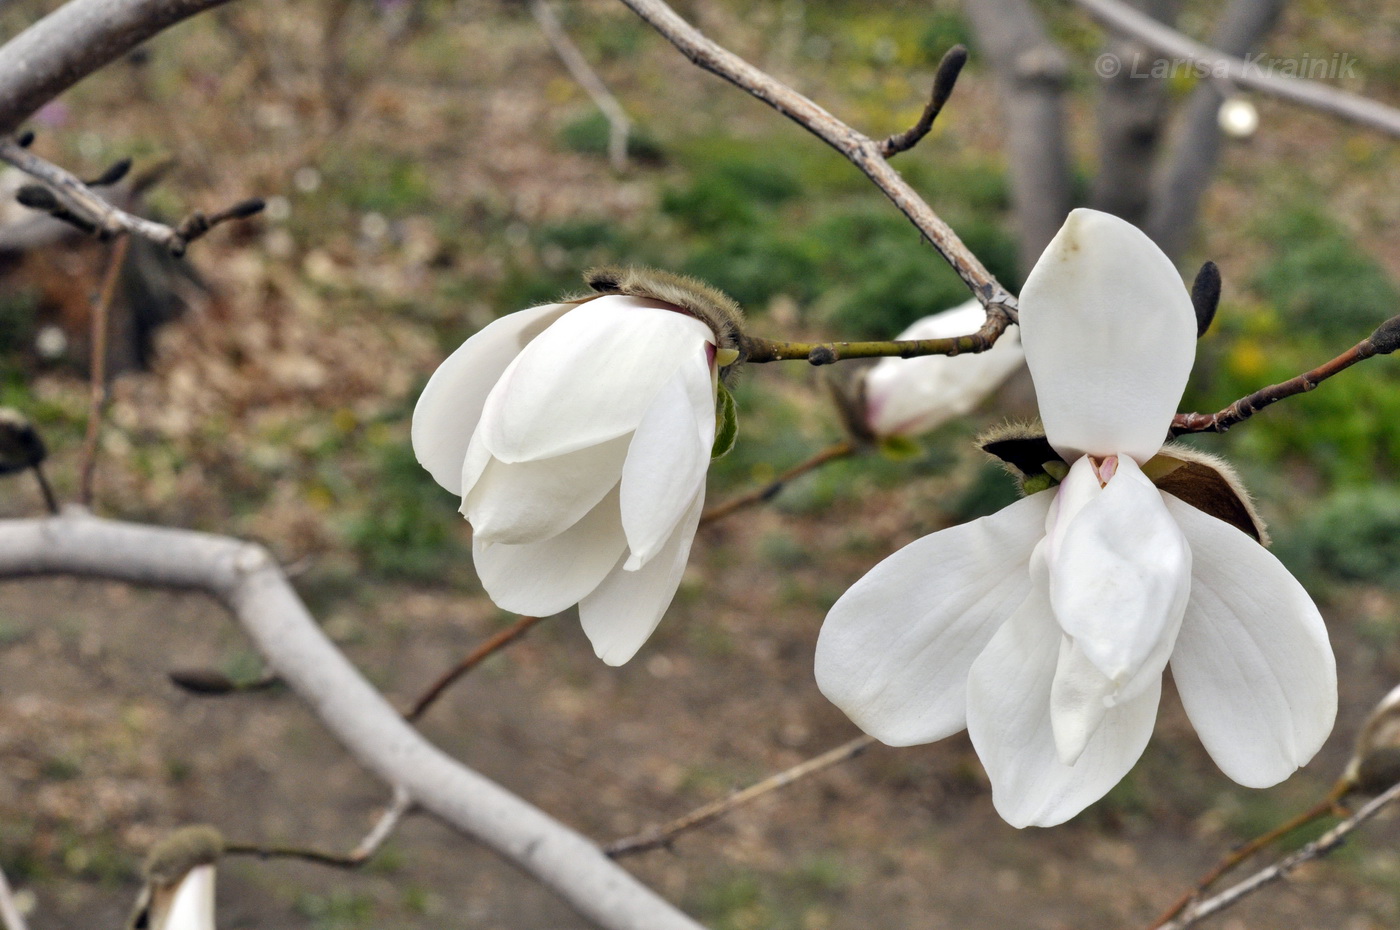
xmin=1 ymin=0 xmax=1399 ymax=926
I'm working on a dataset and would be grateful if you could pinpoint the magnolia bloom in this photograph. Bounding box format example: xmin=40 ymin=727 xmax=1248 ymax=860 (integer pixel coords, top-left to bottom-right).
xmin=413 ymin=269 xmax=740 ymax=665
xmin=862 ymin=300 xmax=1025 ymax=439
xmin=138 ymin=826 xmax=221 ymax=930
xmin=816 ymin=209 xmax=1336 ymax=828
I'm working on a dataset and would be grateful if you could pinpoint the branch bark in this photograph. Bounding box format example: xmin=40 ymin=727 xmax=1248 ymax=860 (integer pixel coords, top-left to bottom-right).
xmin=962 ymin=0 xmax=1074 ymax=274
xmin=616 ymin=0 xmax=1017 ymax=326
xmin=0 ymin=512 xmax=706 ymax=930
xmin=0 ymin=0 xmax=239 ymax=135
xmin=1075 ymin=0 xmax=1400 ymax=138
xmin=530 ymin=0 xmax=633 ymax=172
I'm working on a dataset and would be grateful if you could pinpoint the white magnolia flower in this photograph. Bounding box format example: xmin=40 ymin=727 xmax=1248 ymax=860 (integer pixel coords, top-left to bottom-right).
xmin=862 ymin=300 xmax=1025 ymax=439
xmin=413 ymin=269 xmax=740 ymax=665
xmin=816 ymin=209 xmax=1336 ymax=828
xmin=138 ymin=826 xmax=221 ymax=930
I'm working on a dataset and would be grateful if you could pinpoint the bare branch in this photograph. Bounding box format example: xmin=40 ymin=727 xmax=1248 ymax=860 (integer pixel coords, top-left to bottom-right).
xmin=605 ymin=735 xmax=876 ymax=858
xmin=406 ymin=614 xmax=547 ymax=722
xmin=878 ymin=44 xmax=968 ymax=159
xmin=77 ymin=235 xmax=130 ymax=507
xmin=699 ymin=440 xmax=857 ymax=524
xmin=1172 ymin=315 xmax=1400 ymax=434
xmin=0 ymin=0 xmax=239 ymax=135
xmin=226 ymin=786 xmax=414 ymax=870
xmin=616 ymin=0 xmax=1017 ymax=325
xmin=0 ymin=139 xmax=264 ymax=255
xmin=0 ymin=512 xmax=707 ymax=930
xmin=1158 ymin=779 xmax=1400 ymax=930
xmin=530 ymin=0 xmax=633 ymax=172
xmin=740 ymin=329 xmax=1009 ymax=365
xmin=1075 ymin=0 xmax=1400 ymax=138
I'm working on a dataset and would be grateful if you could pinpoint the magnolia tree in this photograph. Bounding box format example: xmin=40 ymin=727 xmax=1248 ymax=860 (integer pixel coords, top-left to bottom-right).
xmin=2 ymin=0 xmax=1400 ymax=928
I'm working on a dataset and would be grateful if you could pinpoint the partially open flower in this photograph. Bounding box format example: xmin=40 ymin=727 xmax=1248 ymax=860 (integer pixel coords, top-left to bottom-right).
xmin=816 ymin=209 xmax=1336 ymax=827
xmin=861 ymin=300 xmax=1025 ymax=439
xmin=413 ymin=268 xmax=741 ymax=665
xmin=133 ymin=825 xmax=222 ymax=930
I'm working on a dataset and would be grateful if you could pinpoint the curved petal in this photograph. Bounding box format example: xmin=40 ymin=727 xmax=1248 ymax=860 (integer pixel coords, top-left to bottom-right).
xmin=620 ymin=352 xmax=715 ymax=570
xmin=412 ymin=302 xmax=573 ymax=493
xmin=1164 ymin=496 xmax=1337 ymax=787
xmin=1047 ymin=455 xmax=1190 ymax=691
xmin=161 ymin=864 xmax=217 ymax=930
xmin=579 ymin=489 xmax=704 ymax=666
xmin=1019 ymin=209 xmax=1196 ymax=464
xmin=472 ymin=486 xmax=628 ymax=616
xmin=814 ymin=491 xmax=1053 ymax=747
xmin=865 ymin=301 xmax=1026 ymax=438
xmin=480 ymin=296 xmax=716 ymax=463
xmin=967 ymin=541 xmax=1162 ymax=828
xmin=464 ymin=435 xmax=630 ymax=545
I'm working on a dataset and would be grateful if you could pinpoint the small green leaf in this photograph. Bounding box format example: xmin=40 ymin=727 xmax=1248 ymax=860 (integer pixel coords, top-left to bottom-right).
xmin=711 ymin=383 xmax=739 ymax=459
xmin=877 ymin=435 xmax=922 ymax=460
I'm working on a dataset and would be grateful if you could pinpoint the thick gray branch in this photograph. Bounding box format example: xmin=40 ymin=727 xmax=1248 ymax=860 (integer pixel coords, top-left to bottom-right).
xmin=0 ymin=0 xmax=237 ymax=134
xmin=962 ymin=0 xmax=1074 ymax=274
xmin=0 ymin=512 xmax=706 ymax=930
xmin=1076 ymin=0 xmax=1400 ymax=138
xmin=1145 ymin=0 xmax=1285 ymax=258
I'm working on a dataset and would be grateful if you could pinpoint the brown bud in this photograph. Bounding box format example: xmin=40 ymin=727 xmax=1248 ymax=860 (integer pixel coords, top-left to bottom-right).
xmin=581 ymin=265 xmax=745 ymax=360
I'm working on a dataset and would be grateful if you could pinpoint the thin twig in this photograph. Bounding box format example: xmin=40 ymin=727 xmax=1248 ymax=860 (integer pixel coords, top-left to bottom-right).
xmin=1158 ymin=779 xmax=1400 ymax=930
xmin=605 ymin=734 xmax=876 ymax=858
xmin=741 ymin=332 xmax=1009 ymax=366
xmin=1074 ymin=0 xmax=1400 ymax=138
xmin=77 ymin=234 xmax=130 ymax=507
xmin=0 ymin=860 xmax=29 ymax=930
xmin=0 ymin=138 xmax=264 ymax=255
xmin=406 ymin=614 xmax=546 ymax=722
xmin=615 ymin=0 xmax=1017 ymax=330
xmin=1149 ymin=779 xmax=1350 ymax=928
xmin=226 ymin=786 xmax=413 ymax=870
xmin=530 ymin=0 xmax=633 ymax=172
xmin=1172 ymin=315 xmax=1400 ymax=435
xmin=31 ymin=464 xmax=58 ymax=516
xmin=700 ymin=439 xmax=857 ymax=525
xmin=878 ymin=44 xmax=968 ymax=158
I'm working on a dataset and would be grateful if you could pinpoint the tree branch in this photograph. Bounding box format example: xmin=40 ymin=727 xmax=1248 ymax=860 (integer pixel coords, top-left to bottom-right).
xmin=530 ymin=0 xmax=633 ymax=172
xmin=1172 ymin=315 xmax=1400 ymax=434
xmin=740 ymin=330 xmax=1010 ymax=366
xmin=877 ymin=45 xmax=968 ymax=159
xmin=0 ymin=512 xmax=707 ymax=930
xmin=1075 ymin=0 xmax=1400 ymax=138
xmin=0 ymin=139 xmax=264 ymax=255
xmin=226 ymin=786 xmax=414 ymax=870
xmin=0 ymin=861 xmax=29 ymax=930
xmin=605 ymin=735 xmax=876 ymax=858
xmin=616 ymin=0 xmax=1017 ymax=326
xmin=0 ymin=0 xmax=239 ymax=135
xmin=1157 ymin=779 xmax=1400 ymax=930
xmin=405 ymin=614 xmax=547 ymax=722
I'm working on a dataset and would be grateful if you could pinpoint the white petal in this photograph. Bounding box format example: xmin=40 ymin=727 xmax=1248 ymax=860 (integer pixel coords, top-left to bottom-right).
xmin=463 ymin=435 xmax=630 ymax=545
xmin=1047 ymin=456 xmax=1191 ymax=689
xmin=864 ymin=301 xmax=1026 ymax=438
xmin=579 ymin=489 xmax=705 ymax=666
xmin=815 ymin=491 xmax=1053 ymax=747
xmin=967 ymin=541 xmax=1162 ymax=828
xmin=1019 ymin=208 xmax=1196 ymax=464
xmin=1164 ymin=496 xmax=1337 ymax=787
xmin=161 ymin=864 xmax=217 ymax=930
xmin=1049 ymin=637 xmax=1113 ymax=765
xmin=480 ymin=296 xmax=715 ymax=463
xmin=472 ymin=486 xmax=627 ymax=616
xmin=412 ymin=302 xmax=573 ymax=493
xmin=620 ymin=352 xmax=715 ymax=569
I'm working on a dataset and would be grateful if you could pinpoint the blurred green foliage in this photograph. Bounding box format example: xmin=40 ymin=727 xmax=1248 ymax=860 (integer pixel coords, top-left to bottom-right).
xmin=344 ymin=438 xmax=467 ymax=582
